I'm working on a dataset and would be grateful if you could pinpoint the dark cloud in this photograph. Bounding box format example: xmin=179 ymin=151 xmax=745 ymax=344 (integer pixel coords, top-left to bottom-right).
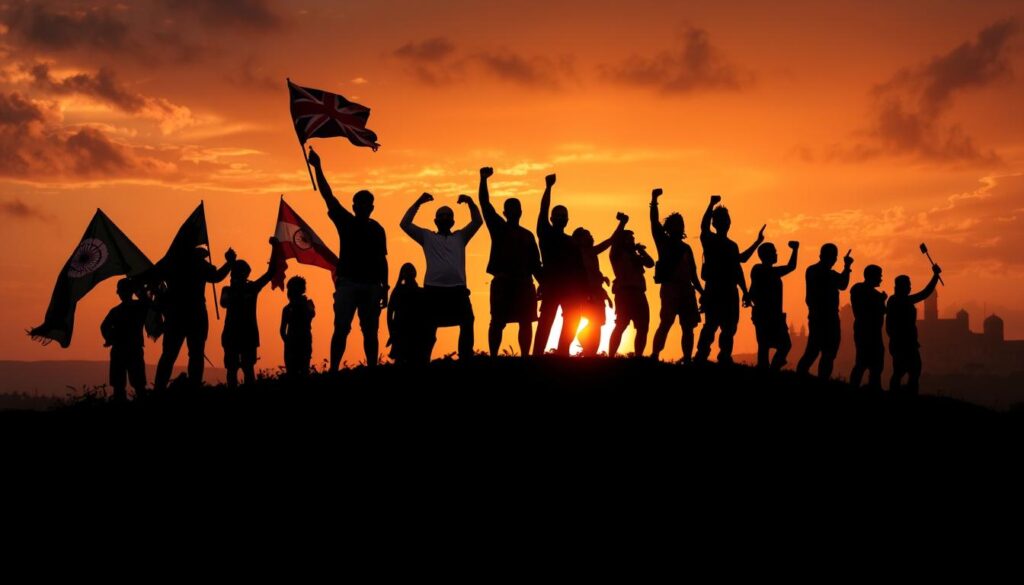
xmin=602 ymin=26 xmax=750 ymax=93
xmin=1 ymin=198 xmax=51 ymax=221
xmin=394 ymin=37 xmax=456 ymax=62
xmin=855 ymin=19 xmax=1019 ymax=163
xmin=475 ymin=51 xmax=570 ymax=89
xmin=28 ymin=63 xmax=147 ymax=113
xmin=0 ymin=91 xmax=173 ymax=180
xmin=0 ymin=2 xmax=131 ymax=53
xmin=159 ymin=0 xmax=283 ymax=31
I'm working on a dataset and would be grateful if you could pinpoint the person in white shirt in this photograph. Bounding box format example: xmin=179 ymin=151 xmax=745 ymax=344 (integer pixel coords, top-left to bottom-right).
xmin=400 ymin=192 xmax=483 ymax=360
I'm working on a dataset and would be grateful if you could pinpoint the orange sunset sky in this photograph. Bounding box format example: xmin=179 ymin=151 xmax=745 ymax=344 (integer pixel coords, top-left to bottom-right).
xmin=2 ymin=0 xmax=1023 ymax=368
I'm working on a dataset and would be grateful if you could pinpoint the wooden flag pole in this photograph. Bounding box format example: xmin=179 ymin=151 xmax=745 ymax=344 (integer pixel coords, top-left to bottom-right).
xmin=203 ymin=200 xmax=221 ymax=320
xmin=301 ymin=140 xmax=317 ymax=191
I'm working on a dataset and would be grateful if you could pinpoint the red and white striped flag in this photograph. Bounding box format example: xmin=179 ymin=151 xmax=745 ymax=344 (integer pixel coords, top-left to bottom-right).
xmin=271 ymin=199 xmax=338 ymax=289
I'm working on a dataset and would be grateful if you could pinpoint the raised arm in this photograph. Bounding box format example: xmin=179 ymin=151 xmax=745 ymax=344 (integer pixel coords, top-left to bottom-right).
xmin=307 ymin=146 xmax=349 ymax=219
xmin=537 ymin=174 xmax=556 ymax=234
xmin=457 ymin=194 xmax=483 ymax=241
xmin=595 ymin=213 xmax=628 ymax=255
xmin=400 ymin=193 xmax=433 ymax=245
xmin=701 ymin=195 xmax=721 ymax=235
xmin=837 ymin=250 xmax=853 ymax=291
xmin=208 ymin=248 xmax=236 ymax=283
xmin=778 ymin=241 xmax=799 ymax=277
xmin=649 ymin=189 xmax=665 ymax=247
xmin=252 ymin=238 xmax=282 ymax=290
xmin=478 ymin=167 xmax=502 ymax=230
xmin=739 ymin=224 xmax=767 ymax=263
xmin=909 ymin=265 xmax=942 ymax=304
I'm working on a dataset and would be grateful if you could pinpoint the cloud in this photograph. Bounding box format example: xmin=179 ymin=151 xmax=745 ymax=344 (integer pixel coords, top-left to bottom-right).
xmin=0 ymin=2 xmax=131 ymax=53
xmin=602 ymin=26 xmax=750 ymax=93
xmin=394 ymin=37 xmax=456 ymax=62
xmin=0 ymin=198 xmax=51 ymax=220
xmin=850 ymin=19 xmax=1019 ymax=164
xmin=159 ymin=0 xmax=283 ymax=31
xmin=475 ymin=51 xmax=571 ymax=89
xmin=26 ymin=62 xmax=197 ymax=134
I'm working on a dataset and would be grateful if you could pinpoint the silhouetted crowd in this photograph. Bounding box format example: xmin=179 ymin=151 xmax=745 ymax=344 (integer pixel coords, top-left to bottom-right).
xmin=101 ymin=148 xmax=943 ymax=401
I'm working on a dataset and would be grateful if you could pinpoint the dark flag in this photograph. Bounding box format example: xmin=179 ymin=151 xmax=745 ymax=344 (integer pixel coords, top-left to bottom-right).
xmin=287 ymin=79 xmax=380 ymax=151
xmin=271 ymin=198 xmax=338 ymax=289
xmin=165 ymin=202 xmax=209 ymax=259
xmin=29 ymin=210 xmax=152 ymax=348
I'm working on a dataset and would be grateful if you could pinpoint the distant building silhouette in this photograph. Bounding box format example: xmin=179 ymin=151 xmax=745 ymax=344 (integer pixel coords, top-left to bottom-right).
xmin=917 ymin=290 xmax=1024 ymax=376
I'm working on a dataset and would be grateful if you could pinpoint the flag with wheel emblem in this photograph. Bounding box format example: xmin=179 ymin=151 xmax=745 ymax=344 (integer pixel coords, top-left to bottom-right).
xmin=287 ymin=79 xmax=380 ymax=150
xmin=271 ymin=198 xmax=338 ymax=289
xmin=29 ymin=210 xmax=152 ymax=348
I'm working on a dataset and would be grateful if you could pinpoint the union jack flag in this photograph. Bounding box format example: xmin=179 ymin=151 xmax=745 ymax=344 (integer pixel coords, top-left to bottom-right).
xmin=287 ymin=79 xmax=380 ymax=151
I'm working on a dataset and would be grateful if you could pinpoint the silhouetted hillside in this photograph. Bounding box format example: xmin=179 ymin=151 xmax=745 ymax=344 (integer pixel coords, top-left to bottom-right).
xmin=4 ymin=357 xmax=1017 ymax=451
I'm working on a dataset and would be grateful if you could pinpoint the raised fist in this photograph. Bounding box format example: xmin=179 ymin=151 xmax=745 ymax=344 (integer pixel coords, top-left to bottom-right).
xmin=788 ymin=240 xmax=799 ymax=249
xmin=710 ymin=194 xmax=722 ymax=205
xmin=545 ymin=173 xmax=556 ymax=187
xmin=269 ymin=236 xmax=279 ymax=246
xmin=932 ymin=264 xmax=942 ymax=275
xmin=480 ymin=167 xmax=494 ymax=179
xmin=616 ymin=212 xmax=629 ymax=223
xmin=306 ymin=146 xmax=321 ymax=168
xmin=416 ymin=192 xmax=434 ymax=205
xmin=652 ymin=188 xmax=663 ymax=199
xmin=843 ymin=250 xmax=854 ymax=267
xmin=457 ymin=194 xmax=472 ymax=205
xmin=757 ymin=224 xmax=767 ymax=240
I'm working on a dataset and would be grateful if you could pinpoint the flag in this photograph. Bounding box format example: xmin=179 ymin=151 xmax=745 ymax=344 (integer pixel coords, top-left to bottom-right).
xmin=29 ymin=210 xmax=152 ymax=348
xmin=288 ymin=79 xmax=380 ymax=151
xmin=165 ymin=202 xmax=209 ymax=259
xmin=271 ymin=199 xmax=338 ymax=289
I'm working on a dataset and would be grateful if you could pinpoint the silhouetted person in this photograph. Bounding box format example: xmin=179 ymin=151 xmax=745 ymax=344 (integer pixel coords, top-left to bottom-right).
xmin=151 ymin=246 xmax=235 ymax=390
xmin=478 ymin=167 xmax=542 ymax=356
xmin=796 ymin=244 xmax=853 ymax=379
xmin=649 ymin=189 xmax=704 ymax=362
xmin=401 ymin=192 xmax=482 ymax=360
xmin=886 ymin=264 xmax=942 ymax=395
xmin=220 ymin=238 xmax=279 ymax=388
xmin=386 ymin=262 xmax=430 ymax=364
xmin=308 ymin=147 xmax=388 ymax=371
xmin=280 ymin=276 xmax=315 ymax=380
xmin=534 ymin=173 xmax=587 ymax=356
xmin=749 ymin=241 xmax=799 ymax=370
xmin=695 ymin=195 xmax=765 ymax=364
xmin=849 ymin=265 xmax=887 ymax=390
xmin=608 ymin=214 xmax=655 ymax=357
xmin=101 ymin=278 xmax=149 ymax=401
xmin=570 ymin=219 xmax=621 ymax=356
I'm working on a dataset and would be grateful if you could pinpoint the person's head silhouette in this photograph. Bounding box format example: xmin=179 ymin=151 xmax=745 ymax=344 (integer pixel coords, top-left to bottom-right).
xmin=711 ymin=206 xmax=731 ymax=235
xmin=398 ymin=262 xmax=418 ymax=286
xmin=504 ymin=198 xmax=523 ymax=225
xmin=757 ymin=242 xmax=777 ymax=265
xmin=864 ymin=264 xmax=883 ymax=287
xmin=664 ymin=212 xmax=686 ymax=240
xmin=286 ymin=275 xmax=306 ymax=300
xmin=819 ymin=243 xmax=839 ymax=268
xmin=353 ymin=190 xmax=375 ymax=219
xmin=551 ymin=205 xmax=569 ymax=231
xmin=231 ymin=260 xmax=251 ymax=283
xmin=116 ymin=278 xmax=134 ymax=302
xmin=572 ymin=227 xmax=594 ymax=248
xmin=434 ymin=206 xmax=455 ymax=233
xmin=894 ymin=274 xmax=911 ymax=296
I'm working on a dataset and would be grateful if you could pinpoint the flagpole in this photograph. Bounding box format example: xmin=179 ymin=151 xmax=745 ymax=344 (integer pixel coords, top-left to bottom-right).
xmin=301 ymin=140 xmax=317 ymax=191
xmin=203 ymin=200 xmax=221 ymax=321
